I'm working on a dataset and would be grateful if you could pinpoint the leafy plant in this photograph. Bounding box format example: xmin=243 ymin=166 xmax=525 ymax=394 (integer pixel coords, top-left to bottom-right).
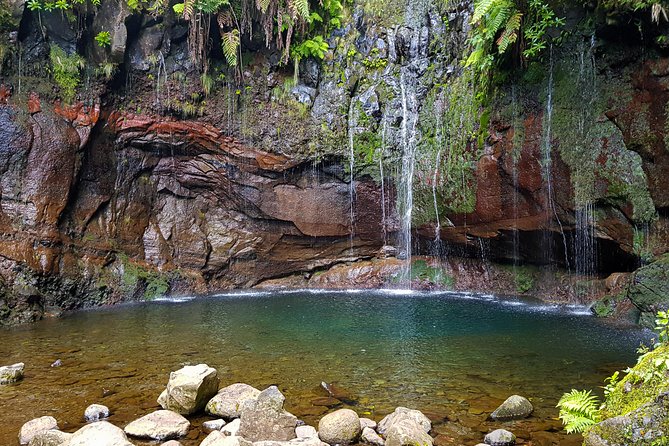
xmin=557 ymin=389 xmax=600 ymax=433
xmin=95 ymin=31 xmax=111 ymax=48
xmin=49 ymin=45 xmax=84 ymax=103
xmin=221 ymin=28 xmax=240 ymax=67
xmin=655 ymin=310 xmax=669 ymax=345
xmin=291 ymin=35 xmax=329 ymax=61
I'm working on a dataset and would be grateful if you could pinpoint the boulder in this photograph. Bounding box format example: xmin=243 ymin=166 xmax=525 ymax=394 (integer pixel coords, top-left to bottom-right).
xmin=201 ymin=432 xmax=252 ymax=446
xmin=254 ymin=438 xmax=329 ymax=446
xmin=68 ymin=421 xmax=134 ymax=446
xmin=0 ymin=362 xmax=25 ymax=384
xmin=84 ymin=403 xmax=110 ymax=421
xmin=295 ymin=425 xmax=318 ymax=438
xmin=383 ymin=419 xmax=432 ymax=446
xmin=204 ymin=419 xmax=227 ymax=432
xmin=377 ymin=407 xmax=431 ymax=435
xmin=158 ymin=364 xmax=220 ymax=415
xmin=162 ymin=441 xmax=184 ymax=446
xmin=483 ymin=429 xmax=516 ymax=446
xmin=27 ymin=430 xmax=72 ymax=446
xmin=19 ymin=416 xmax=58 ymax=445
xmin=223 ymin=418 xmax=242 ymax=436
xmin=490 ymin=395 xmax=533 ymax=421
xmin=318 ymin=409 xmax=361 ymax=445
xmin=206 ymin=383 xmax=261 ymax=418
xmin=361 ymin=427 xmax=385 ymax=446
xmin=360 ymin=418 xmax=377 ymax=430
xmin=124 ymin=410 xmax=190 ymax=440
xmin=238 ymin=386 xmax=298 ymax=441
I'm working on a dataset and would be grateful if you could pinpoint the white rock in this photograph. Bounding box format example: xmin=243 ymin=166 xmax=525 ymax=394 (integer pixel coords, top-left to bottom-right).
xmin=360 ymin=418 xmax=377 ymax=430
xmin=0 ymin=362 xmax=25 ymax=384
xmin=384 ymin=419 xmax=432 ymax=446
xmin=162 ymin=441 xmax=184 ymax=446
xmin=202 ymin=432 xmax=252 ymax=446
xmin=206 ymin=383 xmax=261 ymax=418
xmin=222 ymin=418 xmax=242 ymax=436
xmin=124 ymin=410 xmax=190 ymax=440
xmin=318 ymin=409 xmax=361 ymax=445
xmin=69 ymin=421 xmax=134 ymax=446
xmin=295 ymin=425 xmax=318 ymax=438
xmin=204 ymin=419 xmax=227 ymax=432
xmin=27 ymin=430 xmax=72 ymax=446
xmin=361 ymin=427 xmax=385 ymax=446
xmin=19 ymin=416 xmax=58 ymax=445
xmin=377 ymin=408 xmax=431 ymax=435
xmin=158 ymin=364 xmax=220 ymax=415
xmin=84 ymin=403 xmax=110 ymax=421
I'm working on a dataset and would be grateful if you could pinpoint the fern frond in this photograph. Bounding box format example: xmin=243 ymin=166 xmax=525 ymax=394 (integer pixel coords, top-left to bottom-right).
xmin=486 ymin=4 xmax=512 ymax=37
xmin=183 ymin=0 xmax=194 ymax=19
xmin=291 ymin=0 xmax=309 ymax=19
xmin=496 ymin=12 xmax=521 ymax=53
xmin=256 ymin=0 xmax=271 ymax=13
xmin=557 ymin=389 xmax=600 ymax=434
xmin=221 ymin=29 xmax=240 ymax=66
xmin=472 ymin=0 xmax=495 ymax=24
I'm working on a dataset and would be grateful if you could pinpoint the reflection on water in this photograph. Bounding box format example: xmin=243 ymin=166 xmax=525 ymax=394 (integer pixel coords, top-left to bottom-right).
xmin=0 ymin=290 xmax=651 ymax=445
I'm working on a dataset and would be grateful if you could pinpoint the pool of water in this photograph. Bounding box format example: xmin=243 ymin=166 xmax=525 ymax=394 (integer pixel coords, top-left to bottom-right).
xmin=0 ymin=290 xmax=652 ymax=445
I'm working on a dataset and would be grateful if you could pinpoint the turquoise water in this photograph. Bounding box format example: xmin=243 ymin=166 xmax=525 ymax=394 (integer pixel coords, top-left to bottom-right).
xmin=0 ymin=290 xmax=651 ymax=445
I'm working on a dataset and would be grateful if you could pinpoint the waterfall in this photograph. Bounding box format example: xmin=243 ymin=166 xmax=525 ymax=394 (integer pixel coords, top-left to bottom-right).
xmin=431 ymin=147 xmax=442 ymax=242
xmin=511 ymin=84 xmax=520 ymax=267
xmin=347 ymin=99 xmax=358 ymax=253
xmin=398 ymin=69 xmax=420 ymax=285
xmin=573 ymin=35 xmax=598 ymax=279
xmin=380 ymin=121 xmax=388 ymax=245
xmin=541 ymin=45 xmax=570 ymax=271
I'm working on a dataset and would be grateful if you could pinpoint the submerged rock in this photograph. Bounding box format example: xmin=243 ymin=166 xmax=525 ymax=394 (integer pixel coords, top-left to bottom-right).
xmin=206 ymin=383 xmax=261 ymax=418
xmin=238 ymin=386 xmax=298 ymax=441
xmin=490 ymin=395 xmax=533 ymax=421
xmin=1 ymin=362 xmax=25 ymax=384
xmin=318 ymin=409 xmax=361 ymax=445
xmin=27 ymin=430 xmax=72 ymax=446
xmin=19 ymin=416 xmax=58 ymax=445
xmin=158 ymin=364 xmax=220 ymax=415
xmin=68 ymin=421 xmax=134 ymax=446
xmin=377 ymin=407 xmax=431 ymax=435
xmin=84 ymin=403 xmax=110 ymax=421
xmin=383 ymin=419 xmax=432 ymax=446
xmin=124 ymin=410 xmax=190 ymax=440
xmin=483 ymin=429 xmax=516 ymax=446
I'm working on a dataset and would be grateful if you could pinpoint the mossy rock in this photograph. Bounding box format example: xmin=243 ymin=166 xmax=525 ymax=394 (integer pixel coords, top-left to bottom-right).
xmin=627 ymin=254 xmax=669 ymax=328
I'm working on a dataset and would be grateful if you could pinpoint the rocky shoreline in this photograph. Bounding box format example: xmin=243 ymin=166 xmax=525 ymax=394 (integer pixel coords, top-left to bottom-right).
xmin=11 ymin=363 xmax=547 ymax=446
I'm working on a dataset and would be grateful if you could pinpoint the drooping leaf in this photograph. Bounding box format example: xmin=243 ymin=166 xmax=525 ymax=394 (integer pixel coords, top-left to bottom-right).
xmin=221 ymin=29 xmax=240 ymax=66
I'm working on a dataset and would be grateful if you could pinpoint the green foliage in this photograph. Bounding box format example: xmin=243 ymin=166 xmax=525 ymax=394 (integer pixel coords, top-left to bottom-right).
xmin=201 ymin=71 xmax=215 ymax=96
xmin=95 ymin=31 xmax=112 ymax=48
xmin=558 ymin=312 xmax=669 ymax=436
xmin=557 ymin=389 xmax=600 ymax=433
xmin=49 ymin=45 xmax=84 ymax=103
xmin=95 ymin=61 xmax=118 ymax=80
xmin=221 ymin=29 xmax=240 ymax=66
xmin=514 ymin=268 xmax=534 ymax=293
xmin=291 ymin=35 xmax=329 ymax=60
xmin=410 ymin=260 xmax=454 ymax=288
xmin=466 ymin=0 xmax=564 ymax=100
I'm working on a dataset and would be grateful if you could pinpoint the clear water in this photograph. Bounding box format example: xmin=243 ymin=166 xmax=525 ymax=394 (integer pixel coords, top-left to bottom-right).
xmin=0 ymin=290 xmax=650 ymax=445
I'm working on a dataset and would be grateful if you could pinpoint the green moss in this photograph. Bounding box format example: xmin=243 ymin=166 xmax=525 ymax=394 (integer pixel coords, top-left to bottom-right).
xmin=119 ymin=254 xmax=173 ymax=300
xmin=600 ymin=344 xmax=669 ymax=420
xmin=410 ymin=259 xmax=455 ymax=288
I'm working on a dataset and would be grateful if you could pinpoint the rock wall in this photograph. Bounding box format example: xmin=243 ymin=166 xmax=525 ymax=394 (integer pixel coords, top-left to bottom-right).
xmin=0 ymin=0 xmax=668 ymax=323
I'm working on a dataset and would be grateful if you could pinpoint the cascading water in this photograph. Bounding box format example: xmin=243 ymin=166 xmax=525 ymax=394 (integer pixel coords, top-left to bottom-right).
xmin=397 ymin=70 xmax=420 ymax=284
xmin=511 ymin=84 xmax=520 ymax=267
xmin=379 ymin=121 xmax=388 ymax=245
xmin=541 ymin=45 xmax=570 ymax=271
xmin=347 ymin=98 xmax=358 ymax=253
xmin=572 ymin=35 xmax=598 ymax=279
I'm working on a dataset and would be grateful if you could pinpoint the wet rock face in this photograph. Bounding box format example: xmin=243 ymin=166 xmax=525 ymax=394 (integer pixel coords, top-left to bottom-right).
xmin=0 ymin=105 xmax=388 ymax=324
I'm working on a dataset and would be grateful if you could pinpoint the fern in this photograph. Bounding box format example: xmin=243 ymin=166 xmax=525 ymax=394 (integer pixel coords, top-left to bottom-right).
xmin=557 ymin=389 xmax=600 ymax=434
xmin=256 ymin=0 xmax=270 ymax=13
xmin=497 ymin=12 xmax=521 ymax=52
xmin=183 ymin=0 xmax=194 ymax=18
xmin=291 ymin=0 xmax=309 ymax=20
xmin=221 ymin=29 xmax=240 ymax=66
xmin=472 ymin=0 xmax=496 ymax=23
